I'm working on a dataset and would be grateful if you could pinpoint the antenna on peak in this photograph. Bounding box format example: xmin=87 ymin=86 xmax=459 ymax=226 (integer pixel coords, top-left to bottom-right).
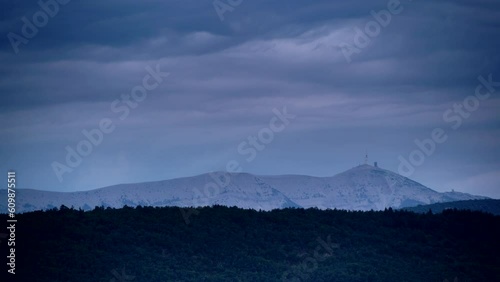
xmin=364 ymin=150 xmax=368 ymax=165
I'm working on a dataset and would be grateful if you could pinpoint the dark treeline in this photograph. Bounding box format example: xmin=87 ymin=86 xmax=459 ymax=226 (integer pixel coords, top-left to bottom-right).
xmin=402 ymin=199 xmax=500 ymax=216
xmin=1 ymin=206 xmax=499 ymax=282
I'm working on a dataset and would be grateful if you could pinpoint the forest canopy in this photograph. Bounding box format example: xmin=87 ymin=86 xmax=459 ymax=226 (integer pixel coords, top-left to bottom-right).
xmin=1 ymin=206 xmax=499 ymax=282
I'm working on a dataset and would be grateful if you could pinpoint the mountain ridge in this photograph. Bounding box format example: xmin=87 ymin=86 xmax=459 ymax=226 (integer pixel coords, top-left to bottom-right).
xmin=0 ymin=164 xmax=489 ymax=213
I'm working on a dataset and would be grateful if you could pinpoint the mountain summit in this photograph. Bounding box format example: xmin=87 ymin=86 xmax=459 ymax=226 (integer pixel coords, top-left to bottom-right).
xmin=0 ymin=165 xmax=488 ymax=213
xmin=261 ymin=164 xmax=486 ymax=210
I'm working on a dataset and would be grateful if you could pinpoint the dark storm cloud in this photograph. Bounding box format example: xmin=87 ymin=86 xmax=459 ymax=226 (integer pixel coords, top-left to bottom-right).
xmin=0 ymin=0 xmax=499 ymax=196
xmin=0 ymin=0 xmax=373 ymax=51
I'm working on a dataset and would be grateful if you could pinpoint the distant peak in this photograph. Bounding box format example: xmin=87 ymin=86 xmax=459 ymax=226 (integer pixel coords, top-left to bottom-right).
xmin=354 ymin=164 xmax=374 ymax=169
xmin=340 ymin=163 xmax=388 ymax=175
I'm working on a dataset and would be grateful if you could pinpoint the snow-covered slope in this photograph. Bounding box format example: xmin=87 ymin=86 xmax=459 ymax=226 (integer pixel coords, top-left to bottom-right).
xmin=261 ymin=164 xmax=487 ymax=210
xmin=0 ymin=173 xmax=299 ymax=213
xmin=0 ymin=165 xmax=488 ymax=213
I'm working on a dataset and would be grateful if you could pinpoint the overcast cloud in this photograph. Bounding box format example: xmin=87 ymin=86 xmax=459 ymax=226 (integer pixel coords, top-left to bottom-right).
xmin=1 ymin=0 xmax=499 ymax=198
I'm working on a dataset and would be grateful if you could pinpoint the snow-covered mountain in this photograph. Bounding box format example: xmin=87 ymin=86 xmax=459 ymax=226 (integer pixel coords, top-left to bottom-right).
xmin=1 ymin=173 xmax=299 ymax=213
xmin=0 ymin=164 xmax=488 ymax=213
xmin=261 ymin=164 xmax=487 ymax=210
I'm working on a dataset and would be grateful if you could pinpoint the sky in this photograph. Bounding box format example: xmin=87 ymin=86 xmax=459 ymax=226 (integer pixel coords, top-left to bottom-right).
xmin=0 ymin=0 xmax=499 ymax=198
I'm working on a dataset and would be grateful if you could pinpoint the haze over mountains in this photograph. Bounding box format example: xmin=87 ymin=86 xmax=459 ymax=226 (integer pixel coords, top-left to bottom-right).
xmin=1 ymin=164 xmax=489 ymax=213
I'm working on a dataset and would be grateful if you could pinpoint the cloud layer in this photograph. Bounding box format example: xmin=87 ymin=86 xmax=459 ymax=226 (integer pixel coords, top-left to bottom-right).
xmin=1 ymin=0 xmax=499 ymax=197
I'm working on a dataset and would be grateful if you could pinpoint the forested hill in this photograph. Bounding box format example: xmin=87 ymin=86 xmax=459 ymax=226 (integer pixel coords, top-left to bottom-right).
xmin=2 ymin=206 xmax=499 ymax=281
xmin=402 ymin=199 xmax=500 ymax=216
